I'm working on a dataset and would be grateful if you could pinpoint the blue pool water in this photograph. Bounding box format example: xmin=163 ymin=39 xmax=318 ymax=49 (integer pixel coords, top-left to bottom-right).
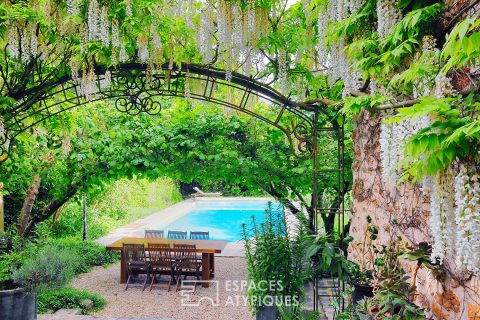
xmin=164 ymin=199 xmax=283 ymax=242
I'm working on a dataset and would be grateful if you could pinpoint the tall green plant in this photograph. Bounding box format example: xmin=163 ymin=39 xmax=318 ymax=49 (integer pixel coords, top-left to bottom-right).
xmin=242 ymin=203 xmax=316 ymax=316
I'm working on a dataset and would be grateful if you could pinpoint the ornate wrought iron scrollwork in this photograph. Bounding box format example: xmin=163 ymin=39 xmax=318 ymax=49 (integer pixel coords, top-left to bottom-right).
xmin=111 ymin=69 xmax=163 ymax=116
xmin=115 ymin=94 xmax=161 ymax=115
xmin=285 ymin=122 xmax=315 ymax=159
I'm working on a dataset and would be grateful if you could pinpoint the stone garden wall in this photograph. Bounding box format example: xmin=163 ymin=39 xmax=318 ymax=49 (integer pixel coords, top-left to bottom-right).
xmin=348 ymin=109 xmax=480 ymax=320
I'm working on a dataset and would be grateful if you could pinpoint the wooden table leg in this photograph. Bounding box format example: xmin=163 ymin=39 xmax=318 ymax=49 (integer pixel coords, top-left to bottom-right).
xmin=210 ymin=254 xmax=215 ymax=278
xmin=202 ymin=253 xmax=211 ymax=288
xmin=120 ymin=250 xmax=127 ymax=284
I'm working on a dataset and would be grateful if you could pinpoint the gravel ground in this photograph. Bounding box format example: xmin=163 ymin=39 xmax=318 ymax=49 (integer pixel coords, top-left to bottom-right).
xmin=70 ymin=257 xmax=254 ymax=320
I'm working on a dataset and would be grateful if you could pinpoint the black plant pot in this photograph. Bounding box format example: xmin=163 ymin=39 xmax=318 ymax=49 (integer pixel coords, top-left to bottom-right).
xmin=0 ymin=288 xmax=37 ymax=320
xmin=256 ymin=305 xmax=278 ymax=320
xmin=350 ymin=280 xmax=374 ymax=306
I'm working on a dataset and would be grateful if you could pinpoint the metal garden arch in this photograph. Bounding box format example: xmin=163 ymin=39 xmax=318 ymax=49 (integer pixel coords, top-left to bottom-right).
xmin=0 ymin=62 xmax=346 ymax=312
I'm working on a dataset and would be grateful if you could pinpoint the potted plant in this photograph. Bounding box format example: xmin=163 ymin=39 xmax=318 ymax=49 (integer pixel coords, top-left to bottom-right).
xmin=0 ymin=244 xmax=75 ymax=320
xmin=345 ymin=216 xmax=379 ymax=305
xmin=362 ymin=243 xmax=432 ymax=319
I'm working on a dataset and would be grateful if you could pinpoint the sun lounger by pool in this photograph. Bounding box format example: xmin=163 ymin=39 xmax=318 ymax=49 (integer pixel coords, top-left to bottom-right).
xmin=192 ymin=187 xmax=222 ymax=197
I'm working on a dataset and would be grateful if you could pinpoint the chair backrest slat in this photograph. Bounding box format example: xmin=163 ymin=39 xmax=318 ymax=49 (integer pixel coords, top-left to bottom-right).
xmin=148 ymin=243 xmax=172 ymax=263
xmin=173 ymin=244 xmax=196 ymax=261
xmin=190 ymin=231 xmax=209 ymax=240
xmin=145 ymin=229 xmax=164 ymax=239
xmin=167 ymin=231 xmax=187 ymax=239
xmin=123 ymin=243 xmax=147 ymax=263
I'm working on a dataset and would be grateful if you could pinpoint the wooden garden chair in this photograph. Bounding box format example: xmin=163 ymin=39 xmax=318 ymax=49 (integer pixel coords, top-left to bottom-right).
xmin=173 ymin=244 xmax=201 ymax=291
xmin=167 ymin=230 xmax=187 ymax=239
xmin=189 ymin=231 xmax=210 ymax=240
xmin=189 ymin=231 xmax=210 ymax=262
xmin=145 ymin=229 xmax=164 ymax=238
xmin=148 ymin=243 xmax=175 ymax=291
xmin=123 ymin=243 xmax=150 ymax=291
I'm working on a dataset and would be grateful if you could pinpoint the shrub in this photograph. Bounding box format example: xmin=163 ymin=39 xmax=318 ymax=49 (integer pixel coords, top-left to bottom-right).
xmin=37 ymin=287 xmax=106 ymax=314
xmin=10 ymin=238 xmax=117 ymax=292
xmin=46 ymin=237 xmax=119 ymax=274
xmin=12 ymin=244 xmax=75 ymax=292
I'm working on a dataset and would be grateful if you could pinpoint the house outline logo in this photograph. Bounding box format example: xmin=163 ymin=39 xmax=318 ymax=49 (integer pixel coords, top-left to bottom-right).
xmin=180 ymin=280 xmax=220 ymax=307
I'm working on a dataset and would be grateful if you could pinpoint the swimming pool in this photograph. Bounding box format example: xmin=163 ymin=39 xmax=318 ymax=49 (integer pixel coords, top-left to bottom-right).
xmin=163 ymin=199 xmax=283 ymax=242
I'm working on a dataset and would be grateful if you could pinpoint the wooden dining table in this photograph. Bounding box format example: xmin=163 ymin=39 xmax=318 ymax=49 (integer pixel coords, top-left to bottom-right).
xmin=106 ymin=237 xmax=228 ymax=288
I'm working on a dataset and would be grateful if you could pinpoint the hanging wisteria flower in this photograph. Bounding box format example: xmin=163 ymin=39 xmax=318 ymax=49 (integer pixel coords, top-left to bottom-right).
xmin=317 ymin=7 xmax=328 ymax=67
xmin=247 ymin=0 xmax=256 ymax=43
xmin=196 ymin=4 xmax=215 ymax=63
xmin=29 ymin=24 xmax=38 ymax=58
xmin=429 ymin=169 xmax=456 ymax=264
xmin=80 ymin=68 xmax=98 ymax=101
xmin=8 ymin=28 xmax=19 ymax=59
xmin=66 ymin=0 xmax=78 ymax=15
xmin=347 ymin=0 xmax=365 ymax=14
xmin=0 ymin=118 xmax=5 ymax=141
xmin=433 ymin=74 xmax=456 ymax=98
xmin=137 ymin=35 xmax=149 ymax=63
xmin=119 ymin=37 xmax=128 ymax=62
xmin=243 ymin=51 xmax=253 ymax=77
xmin=454 ymin=165 xmax=480 ymax=275
xmin=376 ymin=0 xmax=402 ymax=38
xmin=125 ymin=0 xmax=133 ymax=16
xmin=69 ymin=60 xmax=80 ymax=83
xmin=100 ymin=70 xmax=112 ymax=89
xmin=413 ymin=36 xmax=439 ymax=98
xmin=20 ymin=28 xmax=31 ymax=63
xmin=87 ymin=0 xmax=100 ymax=42
xmin=111 ymin=19 xmax=120 ymax=48
xmin=99 ymin=7 xmax=110 ymax=47
xmin=278 ymin=49 xmax=289 ymax=94
xmin=61 ymin=134 xmax=71 ymax=156
xmin=380 ymin=112 xmax=430 ymax=185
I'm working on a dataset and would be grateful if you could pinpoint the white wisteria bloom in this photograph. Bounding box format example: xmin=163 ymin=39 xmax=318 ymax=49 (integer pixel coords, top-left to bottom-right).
xmin=433 ymin=74 xmax=456 ymax=98
xmin=61 ymin=134 xmax=71 ymax=156
xmin=137 ymin=36 xmax=149 ymax=63
xmin=119 ymin=37 xmax=128 ymax=62
xmin=376 ymin=0 xmax=402 ymax=38
xmin=430 ymin=169 xmax=456 ymax=264
xmin=317 ymin=7 xmax=328 ymax=66
xmin=380 ymin=113 xmax=430 ymax=185
xmin=278 ymin=50 xmax=289 ymax=94
xmin=0 ymin=118 xmax=5 ymax=140
xmin=125 ymin=0 xmax=133 ymax=16
xmin=454 ymin=165 xmax=480 ymax=275
xmin=80 ymin=68 xmax=98 ymax=101
xmin=99 ymin=7 xmax=110 ymax=47
xmin=111 ymin=20 xmax=120 ymax=48
xmin=20 ymin=29 xmax=31 ymax=63
xmin=8 ymin=29 xmax=20 ymax=59
xmin=197 ymin=4 xmax=215 ymax=63
xmin=69 ymin=60 xmax=80 ymax=83
xmin=87 ymin=0 xmax=100 ymax=42
xmin=100 ymin=70 xmax=112 ymax=89
xmin=348 ymin=0 xmax=365 ymax=14
xmin=66 ymin=0 xmax=78 ymax=15
xmin=413 ymin=36 xmax=438 ymax=98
